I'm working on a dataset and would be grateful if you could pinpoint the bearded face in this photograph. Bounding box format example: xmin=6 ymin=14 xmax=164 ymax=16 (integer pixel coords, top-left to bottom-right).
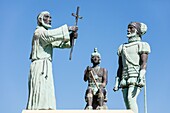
xmin=42 ymin=14 xmax=52 ymax=29
xmin=37 ymin=11 xmax=52 ymax=29
xmin=127 ymin=25 xmax=138 ymax=38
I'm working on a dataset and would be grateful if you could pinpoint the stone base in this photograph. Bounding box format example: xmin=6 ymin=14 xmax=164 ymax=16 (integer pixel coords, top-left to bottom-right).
xmin=22 ymin=110 xmax=134 ymax=113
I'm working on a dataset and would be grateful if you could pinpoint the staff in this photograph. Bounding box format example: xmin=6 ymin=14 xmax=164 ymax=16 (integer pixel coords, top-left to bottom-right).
xmin=69 ymin=6 xmax=83 ymax=60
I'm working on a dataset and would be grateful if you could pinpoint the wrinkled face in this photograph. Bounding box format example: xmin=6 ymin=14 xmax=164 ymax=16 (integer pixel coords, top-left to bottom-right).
xmin=43 ymin=13 xmax=52 ymax=26
xmin=91 ymin=55 xmax=100 ymax=65
xmin=38 ymin=13 xmax=52 ymax=29
xmin=127 ymin=25 xmax=138 ymax=38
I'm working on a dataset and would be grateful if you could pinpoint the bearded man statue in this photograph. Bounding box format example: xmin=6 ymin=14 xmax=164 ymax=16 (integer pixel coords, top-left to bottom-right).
xmin=27 ymin=11 xmax=78 ymax=110
xmin=113 ymin=22 xmax=151 ymax=113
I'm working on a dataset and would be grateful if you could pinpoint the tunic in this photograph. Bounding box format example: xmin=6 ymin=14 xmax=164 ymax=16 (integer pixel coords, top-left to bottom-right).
xmin=27 ymin=24 xmax=70 ymax=110
xmin=117 ymin=41 xmax=151 ymax=87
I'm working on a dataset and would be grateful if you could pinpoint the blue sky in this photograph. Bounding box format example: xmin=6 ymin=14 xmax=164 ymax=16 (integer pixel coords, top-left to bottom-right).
xmin=1 ymin=0 xmax=170 ymax=113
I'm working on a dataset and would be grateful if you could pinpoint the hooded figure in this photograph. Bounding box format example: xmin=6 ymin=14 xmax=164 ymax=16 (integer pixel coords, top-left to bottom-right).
xmin=113 ymin=22 xmax=151 ymax=113
xmin=27 ymin=11 xmax=78 ymax=110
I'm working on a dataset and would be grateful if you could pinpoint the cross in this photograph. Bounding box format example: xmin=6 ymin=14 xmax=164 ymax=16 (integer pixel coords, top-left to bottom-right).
xmin=72 ymin=6 xmax=83 ymax=26
xmin=69 ymin=6 xmax=83 ymax=60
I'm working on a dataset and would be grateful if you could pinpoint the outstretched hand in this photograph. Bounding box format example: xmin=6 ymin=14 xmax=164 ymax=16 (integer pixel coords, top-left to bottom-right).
xmin=70 ymin=32 xmax=78 ymax=40
xmin=69 ymin=26 xmax=78 ymax=40
xmin=68 ymin=26 xmax=78 ymax=32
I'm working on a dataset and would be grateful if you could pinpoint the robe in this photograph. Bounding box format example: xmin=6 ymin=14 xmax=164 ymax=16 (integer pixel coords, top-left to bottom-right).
xmin=27 ymin=24 xmax=70 ymax=110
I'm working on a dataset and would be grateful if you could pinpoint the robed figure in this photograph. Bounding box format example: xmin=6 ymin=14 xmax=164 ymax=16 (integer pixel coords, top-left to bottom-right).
xmin=27 ymin=11 xmax=78 ymax=110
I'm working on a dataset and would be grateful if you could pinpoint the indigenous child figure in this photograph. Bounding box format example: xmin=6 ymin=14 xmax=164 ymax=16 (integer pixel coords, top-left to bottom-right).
xmin=113 ymin=22 xmax=151 ymax=113
xmin=84 ymin=48 xmax=108 ymax=110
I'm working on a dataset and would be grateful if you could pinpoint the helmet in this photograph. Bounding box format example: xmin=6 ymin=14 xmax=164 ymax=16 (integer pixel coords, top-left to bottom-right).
xmin=91 ymin=48 xmax=101 ymax=58
xmin=128 ymin=22 xmax=147 ymax=37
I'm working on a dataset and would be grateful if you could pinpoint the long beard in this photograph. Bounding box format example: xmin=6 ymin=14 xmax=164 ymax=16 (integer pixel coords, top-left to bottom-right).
xmin=127 ymin=29 xmax=138 ymax=38
xmin=42 ymin=19 xmax=52 ymax=29
xmin=127 ymin=29 xmax=141 ymax=43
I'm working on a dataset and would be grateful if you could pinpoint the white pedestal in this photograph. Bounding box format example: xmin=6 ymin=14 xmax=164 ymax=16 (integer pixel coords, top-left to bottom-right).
xmin=22 ymin=110 xmax=134 ymax=113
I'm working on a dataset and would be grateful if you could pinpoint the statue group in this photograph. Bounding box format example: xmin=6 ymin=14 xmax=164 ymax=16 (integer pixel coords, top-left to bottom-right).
xmin=26 ymin=11 xmax=151 ymax=113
